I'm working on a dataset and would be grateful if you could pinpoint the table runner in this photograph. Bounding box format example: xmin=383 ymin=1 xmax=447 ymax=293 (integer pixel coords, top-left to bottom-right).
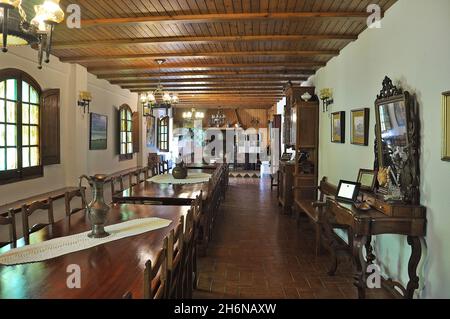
xmin=0 ymin=217 xmax=172 ymax=266
xmin=149 ymin=172 xmax=211 ymax=185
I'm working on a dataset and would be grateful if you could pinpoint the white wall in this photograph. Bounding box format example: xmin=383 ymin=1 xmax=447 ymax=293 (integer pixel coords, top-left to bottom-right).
xmin=312 ymin=0 xmax=450 ymax=298
xmin=0 ymin=46 xmax=139 ymax=240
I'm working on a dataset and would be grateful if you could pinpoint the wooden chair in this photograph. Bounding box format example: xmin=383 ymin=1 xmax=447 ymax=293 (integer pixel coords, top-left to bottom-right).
xmin=181 ymin=193 xmax=202 ymax=297
xmin=0 ymin=210 xmax=17 ymax=249
xmin=111 ymin=175 xmax=124 ymax=196
xmin=144 ymin=237 xmax=168 ymax=299
xmin=149 ymin=164 xmax=159 ymax=177
xmin=167 ymin=215 xmax=185 ymax=299
xmin=64 ymin=188 xmax=86 ymax=217
xmin=158 ymin=162 xmax=165 ymax=175
xmin=22 ymin=198 xmax=54 ymax=245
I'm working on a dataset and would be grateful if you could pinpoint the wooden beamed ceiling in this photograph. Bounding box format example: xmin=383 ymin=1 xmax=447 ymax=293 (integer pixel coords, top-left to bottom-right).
xmin=41 ymin=0 xmax=397 ymax=109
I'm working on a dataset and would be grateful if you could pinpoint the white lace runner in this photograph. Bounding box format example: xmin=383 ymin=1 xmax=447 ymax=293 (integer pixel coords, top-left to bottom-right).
xmin=0 ymin=217 xmax=172 ymax=266
xmin=149 ymin=173 xmax=211 ymax=184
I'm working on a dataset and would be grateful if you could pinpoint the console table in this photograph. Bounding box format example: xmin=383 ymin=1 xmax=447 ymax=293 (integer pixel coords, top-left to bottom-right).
xmin=320 ymin=196 xmax=426 ymax=299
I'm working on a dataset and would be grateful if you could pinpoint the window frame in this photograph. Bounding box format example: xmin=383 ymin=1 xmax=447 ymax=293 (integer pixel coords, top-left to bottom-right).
xmin=157 ymin=116 xmax=170 ymax=152
xmin=0 ymin=68 xmax=43 ymax=185
xmin=119 ymin=104 xmax=133 ymax=161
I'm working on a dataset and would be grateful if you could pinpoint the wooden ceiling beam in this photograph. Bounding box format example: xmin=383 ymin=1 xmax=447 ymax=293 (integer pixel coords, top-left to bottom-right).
xmin=53 ymin=34 xmax=357 ymax=49
xmin=77 ymin=12 xmax=370 ymax=28
xmin=110 ymin=78 xmax=305 ymax=85
xmin=89 ymin=62 xmax=323 ymax=73
xmin=122 ymin=84 xmax=285 ymax=89
xmin=174 ymin=105 xmax=273 ymax=110
xmin=98 ymin=70 xmax=314 ymax=80
xmin=59 ymin=50 xmax=339 ymax=63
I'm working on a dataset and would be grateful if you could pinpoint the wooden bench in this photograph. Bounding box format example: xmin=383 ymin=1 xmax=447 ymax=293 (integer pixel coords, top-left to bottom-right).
xmin=294 ymin=177 xmax=336 ymax=256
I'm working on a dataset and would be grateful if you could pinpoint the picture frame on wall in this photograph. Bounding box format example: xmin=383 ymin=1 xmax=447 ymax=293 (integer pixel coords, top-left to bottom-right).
xmin=331 ymin=111 xmax=345 ymax=143
xmin=351 ymin=108 xmax=370 ymax=146
xmin=146 ymin=114 xmax=157 ymax=149
xmin=357 ymin=168 xmax=377 ymax=191
xmin=442 ymin=91 xmax=450 ymax=161
xmin=89 ymin=113 xmax=108 ymax=150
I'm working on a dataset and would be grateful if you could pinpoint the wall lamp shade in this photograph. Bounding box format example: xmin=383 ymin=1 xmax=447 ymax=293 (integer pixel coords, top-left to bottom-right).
xmin=78 ymin=91 xmax=92 ymax=114
xmin=320 ymin=88 xmax=334 ymax=112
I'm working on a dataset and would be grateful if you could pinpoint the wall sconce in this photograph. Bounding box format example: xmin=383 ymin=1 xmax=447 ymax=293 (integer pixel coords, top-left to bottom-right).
xmin=320 ymin=88 xmax=334 ymax=113
xmin=78 ymin=91 xmax=92 ymax=114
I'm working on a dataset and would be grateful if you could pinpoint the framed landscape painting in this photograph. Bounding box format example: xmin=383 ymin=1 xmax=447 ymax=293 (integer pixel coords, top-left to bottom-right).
xmin=89 ymin=113 xmax=108 ymax=150
xmin=331 ymin=111 xmax=345 ymax=143
xmin=351 ymin=108 xmax=370 ymax=146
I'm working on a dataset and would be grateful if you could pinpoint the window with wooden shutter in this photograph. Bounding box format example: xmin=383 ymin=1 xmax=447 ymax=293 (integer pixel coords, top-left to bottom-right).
xmin=119 ymin=104 xmax=133 ymax=161
xmin=41 ymin=89 xmax=60 ymax=165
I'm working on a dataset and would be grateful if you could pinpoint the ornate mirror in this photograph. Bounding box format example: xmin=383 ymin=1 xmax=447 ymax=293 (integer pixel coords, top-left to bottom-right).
xmin=374 ymin=77 xmax=420 ymax=204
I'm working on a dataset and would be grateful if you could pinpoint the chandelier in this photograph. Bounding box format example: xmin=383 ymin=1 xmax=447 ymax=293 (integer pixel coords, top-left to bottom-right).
xmin=210 ymin=107 xmax=226 ymax=127
xmin=0 ymin=0 xmax=64 ymax=69
xmin=182 ymin=107 xmax=204 ymax=121
xmin=140 ymin=59 xmax=179 ymax=118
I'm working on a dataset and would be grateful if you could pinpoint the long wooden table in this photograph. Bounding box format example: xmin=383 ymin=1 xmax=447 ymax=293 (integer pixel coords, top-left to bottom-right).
xmin=112 ymin=169 xmax=212 ymax=206
xmin=0 ymin=204 xmax=189 ymax=299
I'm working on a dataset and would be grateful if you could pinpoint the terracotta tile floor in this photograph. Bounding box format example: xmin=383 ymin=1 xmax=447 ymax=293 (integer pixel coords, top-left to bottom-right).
xmin=193 ymin=177 xmax=393 ymax=299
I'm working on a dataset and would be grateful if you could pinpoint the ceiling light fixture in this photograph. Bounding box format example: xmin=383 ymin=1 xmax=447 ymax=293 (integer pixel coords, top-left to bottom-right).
xmin=0 ymin=0 xmax=64 ymax=69
xmin=140 ymin=59 xmax=179 ymax=118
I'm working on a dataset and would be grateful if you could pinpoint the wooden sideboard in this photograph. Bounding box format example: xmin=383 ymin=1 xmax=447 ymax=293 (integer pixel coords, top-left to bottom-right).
xmin=278 ymin=161 xmax=295 ymax=213
xmin=320 ymin=195 xmax=426 ymax=299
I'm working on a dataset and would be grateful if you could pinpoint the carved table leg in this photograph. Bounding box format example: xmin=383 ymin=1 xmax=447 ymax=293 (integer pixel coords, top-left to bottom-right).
xmin=320 ymin=215 xmax=338 ymax=276
xmin=365 ymin=235 xmax=376 ymax=265
xmin=353 ymin=235 xmax=368 ymax=299
xmin=406 ymin=236 xmax=421 ymax=299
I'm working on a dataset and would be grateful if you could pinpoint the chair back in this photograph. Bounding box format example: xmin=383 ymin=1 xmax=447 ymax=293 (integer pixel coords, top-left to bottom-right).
xmin=65 ymin=188 xmax=86 ymax=217
xmin=111 ymin=175 xmax=124 ymax=195
xmin=167 ymin=215 xmax=185 ymax=299
xmin=22 ymin=198 xmax=54 ymax=245
xmin=0 ymin=210 xmax=17 ymax=249
xmin=144 ymin=237 xmax=168 ymax=299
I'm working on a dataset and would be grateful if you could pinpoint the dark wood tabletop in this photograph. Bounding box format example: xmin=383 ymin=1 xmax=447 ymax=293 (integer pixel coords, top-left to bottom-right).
xmin=113 ymin=169 xmax=212 ymax=205
xmin=0 ymin=204 xmax=190 ymax=299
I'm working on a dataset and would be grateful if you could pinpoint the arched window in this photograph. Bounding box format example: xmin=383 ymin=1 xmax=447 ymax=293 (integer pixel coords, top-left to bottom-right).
xmin=157 ymin=116 xmax=170 ymax=152
xmin=119 ymin=104 xmax=133 ymax=161
xmin=0 ymin=69 xmax=43 ymax=183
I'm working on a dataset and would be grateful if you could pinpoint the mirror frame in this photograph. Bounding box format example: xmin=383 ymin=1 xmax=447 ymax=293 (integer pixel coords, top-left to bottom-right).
xmin=374 ymin=76 xmax=421 ymax=204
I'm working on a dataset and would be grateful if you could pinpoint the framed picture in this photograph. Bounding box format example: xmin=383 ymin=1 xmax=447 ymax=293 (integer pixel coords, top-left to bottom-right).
xmin=357 ymin=169 xmax=377 ymax=191
xmin=442 ymin=91 xmax=450 ymax=161
xmin=351 ymin=108 xmax=370 ymax=146
xmin=331 ymin=111 xmax=345 ymax=143
xmin=146 ymin=115 xmax=157 ymax=148
xmin=89 ymin=113 xmax=108 ymax=150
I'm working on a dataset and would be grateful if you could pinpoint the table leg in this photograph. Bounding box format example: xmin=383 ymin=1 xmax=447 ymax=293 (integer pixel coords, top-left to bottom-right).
xmin=406 ymin=236 xmax=421 ymax=299
xmin=320 ymin=215 xmax=338 ymax=276
xmin=365 ymin=235 xmax=376 ymax=265
xmin=353 ymin=235 xmax=368 ymax=299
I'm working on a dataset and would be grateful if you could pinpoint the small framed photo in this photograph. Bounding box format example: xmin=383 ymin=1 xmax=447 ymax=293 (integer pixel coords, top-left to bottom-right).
xmin=357 ymin=169 xmax=377 ymax=191
xmin=351 ymin=108 xmax=370 ymax=146
xmin=331 ymin=111 xmax=345 ymax=143
xmin=442 ymin=91 xmax=450 ymax=161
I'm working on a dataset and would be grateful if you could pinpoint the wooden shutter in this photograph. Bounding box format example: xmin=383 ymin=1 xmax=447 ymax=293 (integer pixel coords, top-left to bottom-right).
xmin=132 ymin=111 xmax=140 ymax=153
xmin=116 ymin=107 xmax=121 ymax=155
xmin=41 ymin=89 xmax=60 ymax=165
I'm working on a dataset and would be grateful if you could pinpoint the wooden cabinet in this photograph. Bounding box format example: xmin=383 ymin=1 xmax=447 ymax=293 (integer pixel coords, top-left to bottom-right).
xmin=293 ymin=100 xmax=319 ymax=203
xmin=278 ymin=161 xmax=295 ymax=213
